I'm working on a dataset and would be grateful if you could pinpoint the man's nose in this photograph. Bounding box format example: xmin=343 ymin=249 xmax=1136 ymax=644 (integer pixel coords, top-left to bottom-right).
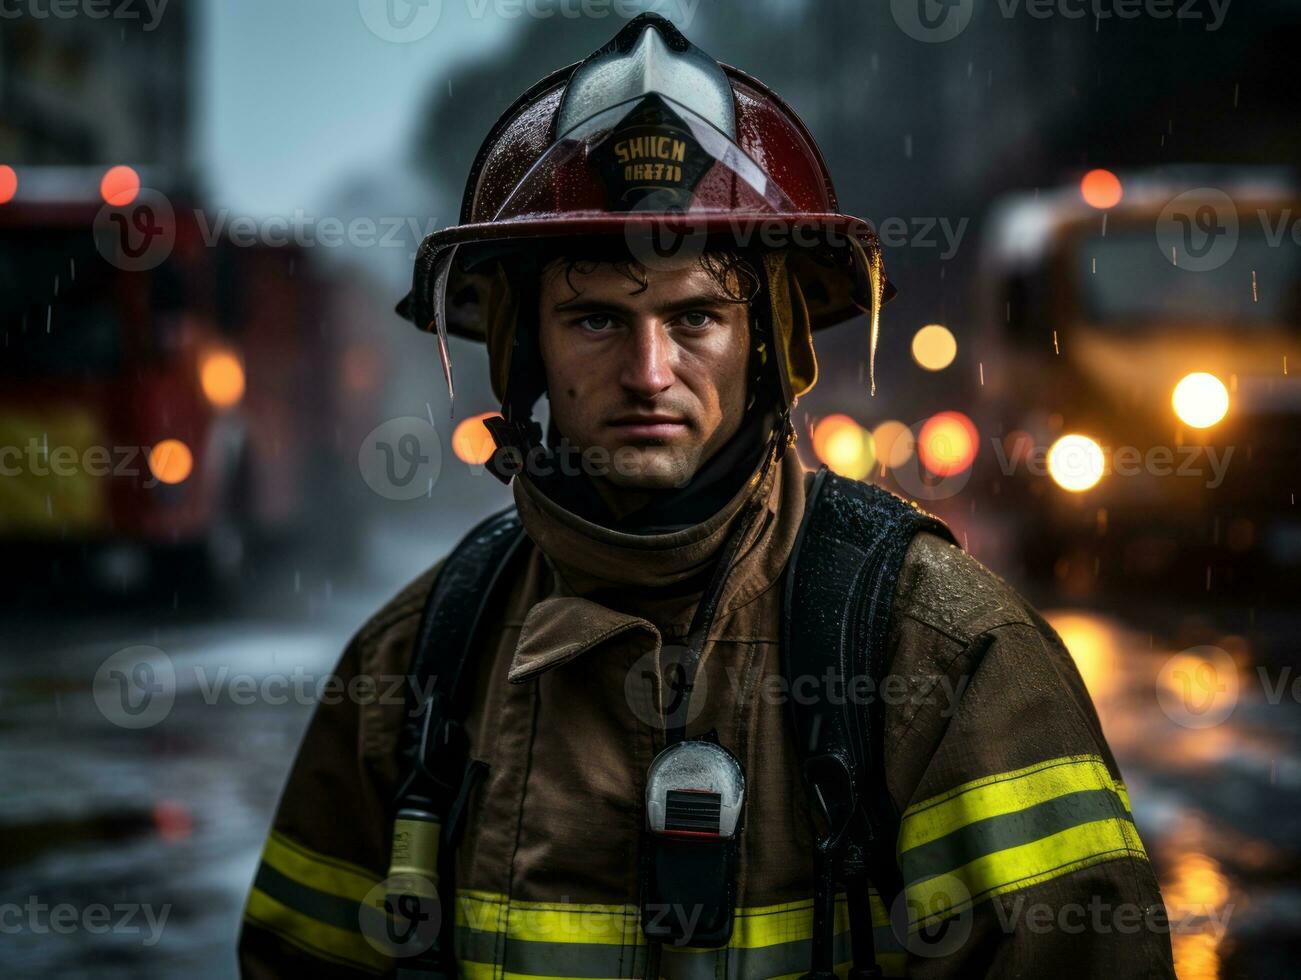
xmin=620 ymin=321 xmax=675 ymax=399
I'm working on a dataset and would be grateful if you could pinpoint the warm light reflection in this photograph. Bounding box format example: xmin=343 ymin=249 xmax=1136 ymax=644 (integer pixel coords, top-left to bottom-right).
xmin=871 ymin=420 xmax=915 ymax=469
xmin=0 ymin=165 xmax=16 ymax=205
xmin=911 ymin=324 xmax=957 ymax=371
xmin=452 ymin=412 xmax=498 ymax=465
xmin=200 ymin=350 xmax=245 ymax=408
xmin=1048 ymin=434 xmax=1105 ymax=492
xmin=1172 ymin=372 xmax=1229 ymax=429
xmin=812 ymin=414 xmax=875 ymax=479
xmin=148 ymin=439 xmax=193 ymax=485
xmin=1080 ymin=168 xmax=1123 ymax=209
xmin=1164 ymin=849 xmax=1230 ymax=980
xmin=100 ymin=165 xmax=141 ymax=206
xmin=1045 ymin=612 xmax=1117 ymax=702
xmin=917 ymin=411 xmax=978 ymax=477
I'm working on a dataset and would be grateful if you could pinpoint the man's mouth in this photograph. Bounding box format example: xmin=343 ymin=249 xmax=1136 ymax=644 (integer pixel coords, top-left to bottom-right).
xmin=605 ymin=413 xmax=690 ymax=440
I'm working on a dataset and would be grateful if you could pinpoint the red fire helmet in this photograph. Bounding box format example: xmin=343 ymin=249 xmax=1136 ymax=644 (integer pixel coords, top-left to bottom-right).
xmin=399 ymin=12 xmax=892 ymax=410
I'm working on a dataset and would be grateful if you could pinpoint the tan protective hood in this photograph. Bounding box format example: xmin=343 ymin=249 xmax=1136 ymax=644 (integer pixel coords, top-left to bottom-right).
xmin=465 ymin=243 xmax=886 ymax=409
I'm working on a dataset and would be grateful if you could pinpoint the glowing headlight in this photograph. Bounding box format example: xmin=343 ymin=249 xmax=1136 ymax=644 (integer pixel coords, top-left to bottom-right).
xmin=1172 ymin=372 xmax=1229 ymax=429
xmin=1048 ymin=434 xmax=1105 ymax=492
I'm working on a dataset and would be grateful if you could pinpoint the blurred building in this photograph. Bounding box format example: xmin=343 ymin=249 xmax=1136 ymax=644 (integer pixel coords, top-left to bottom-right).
xmin=0 ymin=2 xmax=191 ymax=173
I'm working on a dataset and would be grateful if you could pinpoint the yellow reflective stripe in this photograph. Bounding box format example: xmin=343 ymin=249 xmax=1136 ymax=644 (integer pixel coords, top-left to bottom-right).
xmin=455 ymin=889 xmax=905 ymax=979
xmin=245 ymin=885 xmax=389 ymax=974
xmin=899 ymin=754 xmax=1123 ymax=852
xmin=262 ymin=830 xmax=380 ymax=903
xmin=905 ymin=817 xmax=1147 ymax=929
xmin=458 ymin=890 xmax=641 ymax=945
xmin=1115 ymin=781 xmax=1133 ymax=813
xmin=456 ymin=890 xmax=890 ymax=950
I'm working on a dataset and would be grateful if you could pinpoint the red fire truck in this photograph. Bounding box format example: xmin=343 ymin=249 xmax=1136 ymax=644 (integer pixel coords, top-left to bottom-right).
xmin=0 ymin=167 xmax=379 ymax=597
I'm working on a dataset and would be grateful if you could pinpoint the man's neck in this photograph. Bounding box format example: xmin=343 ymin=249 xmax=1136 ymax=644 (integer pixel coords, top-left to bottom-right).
xmin=588 ymin=478 xmax=654 ymax=521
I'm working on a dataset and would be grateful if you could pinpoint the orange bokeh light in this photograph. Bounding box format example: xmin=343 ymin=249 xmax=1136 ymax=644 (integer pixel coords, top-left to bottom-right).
xmin=100 ymin=165 xmax=141 ymax=206
xmin=200 ymin=351 xmax=246 ymax=408
xmin=918 ymin=411 xmax=979 ymax=476
xmin=1080 ymin=168 xmax=1123 ymax=209
xmin=148 ymin=439 xmax=193 ymax=485
xmin=452 ymin=412 xmax=499 ymax=465
xmin=0 ymin=165 xmax=16 ymax=205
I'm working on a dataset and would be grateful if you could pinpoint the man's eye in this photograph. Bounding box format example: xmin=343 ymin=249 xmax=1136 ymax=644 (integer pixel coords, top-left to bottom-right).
xmin=579 ymin=314 xmax=614 ymax=332
xmin=678 ymin=311 xmax=714 ymax=329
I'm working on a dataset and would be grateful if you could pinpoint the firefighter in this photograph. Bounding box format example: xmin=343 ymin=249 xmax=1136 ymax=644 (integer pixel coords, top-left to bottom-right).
xmin=239 ymin=14 xmax=1175 ymax=979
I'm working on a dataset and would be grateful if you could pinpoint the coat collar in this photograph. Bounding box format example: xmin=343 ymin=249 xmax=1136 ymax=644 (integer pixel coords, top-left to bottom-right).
xmin=507 ymin=445 xmax=808 ymax=682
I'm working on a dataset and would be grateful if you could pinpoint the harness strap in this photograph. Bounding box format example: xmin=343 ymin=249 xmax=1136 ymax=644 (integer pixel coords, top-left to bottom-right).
xmin=391 ymin=507 xmax=526 ymax=978
xmin=782 ymin=466 xmax=955 ymax=978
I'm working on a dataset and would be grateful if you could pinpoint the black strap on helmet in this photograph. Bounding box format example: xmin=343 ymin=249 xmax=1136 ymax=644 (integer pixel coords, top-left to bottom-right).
xmin=390 ymin=468 xmax=953 ymax=978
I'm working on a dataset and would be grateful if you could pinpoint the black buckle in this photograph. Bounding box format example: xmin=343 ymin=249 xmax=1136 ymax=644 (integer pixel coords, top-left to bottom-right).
xmin=481 ymin=416 xmax=543 ymax=485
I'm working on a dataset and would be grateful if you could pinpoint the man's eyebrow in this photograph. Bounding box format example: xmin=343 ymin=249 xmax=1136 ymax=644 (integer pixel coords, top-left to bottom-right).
xmin=550 ymin=292 xmax=740 ymax=316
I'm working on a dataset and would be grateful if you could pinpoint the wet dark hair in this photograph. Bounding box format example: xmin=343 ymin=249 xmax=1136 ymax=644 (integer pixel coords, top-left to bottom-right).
xmin=541 ymin=248 xmax=764 ymax=307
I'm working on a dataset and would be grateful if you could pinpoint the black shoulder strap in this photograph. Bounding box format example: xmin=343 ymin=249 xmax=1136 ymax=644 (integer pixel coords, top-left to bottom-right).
xmin=782 ymin=466 xmax=955 ymax=975
xmin=389 ymin=506 xmax=525 ymax=979
xmin=397 ymin=505 xmax=526 ymax=810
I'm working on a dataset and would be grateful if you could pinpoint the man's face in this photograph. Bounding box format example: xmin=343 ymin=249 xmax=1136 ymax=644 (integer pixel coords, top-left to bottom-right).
xmin=537 ymin=259 xmax=752 ymax=491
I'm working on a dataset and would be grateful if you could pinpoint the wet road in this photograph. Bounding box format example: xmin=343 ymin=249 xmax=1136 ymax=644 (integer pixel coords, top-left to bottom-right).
xmin=1 ymin=539 xmax=1297 ymax=978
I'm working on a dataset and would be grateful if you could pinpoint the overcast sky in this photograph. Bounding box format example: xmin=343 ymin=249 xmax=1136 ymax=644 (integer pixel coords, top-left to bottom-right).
xmin=196 ymin=0 xmax=515 ymax=216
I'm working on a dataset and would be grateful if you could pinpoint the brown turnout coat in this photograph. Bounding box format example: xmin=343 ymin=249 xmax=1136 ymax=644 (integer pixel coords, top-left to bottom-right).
xmin=240 ymin=449 xmax=1175 ymax=979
